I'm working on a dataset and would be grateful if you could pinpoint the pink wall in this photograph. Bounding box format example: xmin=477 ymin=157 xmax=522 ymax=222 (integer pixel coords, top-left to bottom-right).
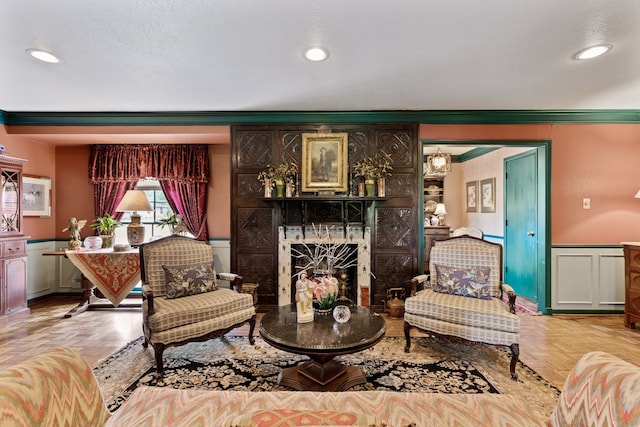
xmin=2 ymin=121 xmax=640 ymax=245
xmin=420 ymin=123 xmax=640 ymax=244
xmin=0 ymin=126 xmax=56 ymax=240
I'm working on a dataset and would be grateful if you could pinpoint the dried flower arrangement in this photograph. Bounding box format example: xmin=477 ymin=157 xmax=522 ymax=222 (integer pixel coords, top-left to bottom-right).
xmin=354 ymin=153 xmax=393 ymax=179
xmin=258 ymin=162 xmax=298 ymax=184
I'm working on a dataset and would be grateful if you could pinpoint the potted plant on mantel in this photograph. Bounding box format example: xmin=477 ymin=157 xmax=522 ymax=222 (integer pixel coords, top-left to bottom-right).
xmin=91 ymin=213 xmax=121 ymax=248
xmin=259 ymin=162 xmax=298 ymax=197
xmin=354 ymin=154 xmax=393 ymax=197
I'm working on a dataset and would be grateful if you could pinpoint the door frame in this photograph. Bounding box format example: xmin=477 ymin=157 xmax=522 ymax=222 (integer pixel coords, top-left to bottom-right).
xmin=421 ymin=140 xmax=551 ymax=314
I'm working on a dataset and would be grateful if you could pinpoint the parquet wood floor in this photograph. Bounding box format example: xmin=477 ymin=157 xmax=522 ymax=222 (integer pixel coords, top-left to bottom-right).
xmin=2 ymin=296 xmax=640 ymax=389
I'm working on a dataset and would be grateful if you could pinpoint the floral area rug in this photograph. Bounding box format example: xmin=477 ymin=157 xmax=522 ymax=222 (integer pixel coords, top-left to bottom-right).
xmin=94 ymin=335 xmax=560 ymax=417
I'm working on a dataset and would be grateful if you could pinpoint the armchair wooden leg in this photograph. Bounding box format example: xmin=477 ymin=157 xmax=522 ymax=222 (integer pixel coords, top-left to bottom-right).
xmin=248 ymin=315 xmax=256 ymax=345
xmin=403 ymin=321 xmax=412 ymax=353
xmin=154 ymin=344 xmax=166 ymax=377
xmin=509 ymin=343 xmax=520 ymax=380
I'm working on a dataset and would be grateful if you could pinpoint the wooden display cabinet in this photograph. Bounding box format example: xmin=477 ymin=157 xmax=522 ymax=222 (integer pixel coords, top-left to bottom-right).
xmin=623 ymin=243 xmax=640 ymax=328
xmin=0 ymin=155 xmax=30 ymax=325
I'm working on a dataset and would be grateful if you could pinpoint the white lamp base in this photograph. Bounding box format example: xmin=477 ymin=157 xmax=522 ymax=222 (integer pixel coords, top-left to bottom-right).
xmin=126 ymin=212 xmax=145 ymax=246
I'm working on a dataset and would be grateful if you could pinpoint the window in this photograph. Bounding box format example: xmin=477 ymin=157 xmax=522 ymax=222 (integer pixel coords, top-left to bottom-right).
xmin=115 ymin=178 xmax=192 ymax=243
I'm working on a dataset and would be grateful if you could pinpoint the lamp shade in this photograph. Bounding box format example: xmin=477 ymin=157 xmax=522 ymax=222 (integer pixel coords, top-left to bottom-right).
xmin=116 ymin=190 xmax=152 ymax=212
xmin=434 ymin=203 xmax=447 ymax=215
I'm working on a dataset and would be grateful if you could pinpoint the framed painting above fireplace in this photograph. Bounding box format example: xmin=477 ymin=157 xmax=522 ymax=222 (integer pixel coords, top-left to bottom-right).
xmin=301 ymin=132 xmax=348 ymax=193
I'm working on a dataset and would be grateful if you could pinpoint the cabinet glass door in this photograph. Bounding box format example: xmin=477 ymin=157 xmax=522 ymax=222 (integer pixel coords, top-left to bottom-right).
xmin=1 ymin=171 xmax=20 ymax=232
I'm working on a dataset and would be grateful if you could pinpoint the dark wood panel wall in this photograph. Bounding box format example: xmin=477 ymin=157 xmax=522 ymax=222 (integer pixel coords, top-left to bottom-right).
xmin=231 ymin=124 xmax=419 ymax=311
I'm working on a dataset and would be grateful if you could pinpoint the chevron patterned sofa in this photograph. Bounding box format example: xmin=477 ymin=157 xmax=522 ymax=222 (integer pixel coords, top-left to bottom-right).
xmin=0 ymin=348 xmax=639 ymax=426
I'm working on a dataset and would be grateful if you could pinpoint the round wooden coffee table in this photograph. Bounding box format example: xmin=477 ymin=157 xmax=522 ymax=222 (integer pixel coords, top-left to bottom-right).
xmin=259 ymin=304 xmax=386 ymax=391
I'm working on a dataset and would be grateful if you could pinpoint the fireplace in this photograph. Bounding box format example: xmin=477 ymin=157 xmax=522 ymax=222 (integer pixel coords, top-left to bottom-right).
xmin=277 ymin=225 xmax=371 ymax=306
xmin=290 ymin=243 xmax=359 ymax=304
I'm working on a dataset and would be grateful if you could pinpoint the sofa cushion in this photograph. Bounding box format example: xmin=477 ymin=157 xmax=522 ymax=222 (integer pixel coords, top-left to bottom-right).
xmin=231 ymin=409 xmax=378 ymax=426
xmin=0 ymin=348 xmax=110 ymax=426
xmin=148 ymin=288 xmax=255 ymax=333
xmin=163 ymin=260 xmax=218 ymax=299
xmin=549 ymin=351 xmax=640 ymax=427
xmin=405 ymin=289 xmax=520 ymax=334
xmin=434 ymin=264 xmax=492 ymax=300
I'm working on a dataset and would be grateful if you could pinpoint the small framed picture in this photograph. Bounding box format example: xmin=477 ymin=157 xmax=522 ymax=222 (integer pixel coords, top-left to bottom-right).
xmin=480 ymin=177 xmax=496 ymax=213
xmin=22 ymin=176 xmax=52 ymax=217
xmin=466 ymin=181 xmax=478 ymax=212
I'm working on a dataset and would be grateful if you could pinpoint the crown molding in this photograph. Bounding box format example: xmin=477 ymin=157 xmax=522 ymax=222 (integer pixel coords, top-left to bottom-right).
xmin=3 ymin=109 xmax=640 ymax=126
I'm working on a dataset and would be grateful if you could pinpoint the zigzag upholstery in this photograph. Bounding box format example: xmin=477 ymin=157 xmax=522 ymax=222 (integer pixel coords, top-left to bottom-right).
xmin=106 ymin=388 xmax=546 ymax=426
xmin=404 ymin=235 xmax=521 ymax=379
xmin=549 ymin=351 xmax=640 ymax=426
xmin=0 ymin=347 xmax=110 ymax=426
xmin=139 ymin=235 xmax=256 ymax=375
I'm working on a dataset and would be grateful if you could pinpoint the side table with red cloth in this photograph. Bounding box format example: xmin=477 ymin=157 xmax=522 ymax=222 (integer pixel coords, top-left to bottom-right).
xmin=65 ymin=248 xmax=140 ymax=307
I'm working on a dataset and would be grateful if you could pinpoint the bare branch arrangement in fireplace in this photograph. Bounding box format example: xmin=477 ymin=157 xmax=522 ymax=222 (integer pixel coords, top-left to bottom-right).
xmin=291 ymin=224 xmax=358 ymax=277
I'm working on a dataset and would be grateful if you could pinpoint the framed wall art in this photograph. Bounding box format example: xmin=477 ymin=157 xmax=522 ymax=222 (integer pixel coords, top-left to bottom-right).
xmin=480 ymin=177 xmax=496 ymax=213
xmin=301 ymin=132 xmax=349 ymax=193
xmin=22 ymin=176 xmax=51 ymax=217
xmin=466 ymin=181 xmax=478 ymax=212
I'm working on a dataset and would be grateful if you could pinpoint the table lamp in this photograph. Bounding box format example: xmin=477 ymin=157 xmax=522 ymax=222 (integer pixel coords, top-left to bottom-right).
xmin=434 ymin=203 xmax=447 ymax=226
xmin=116 ymin=190 xmax=152 ymax=247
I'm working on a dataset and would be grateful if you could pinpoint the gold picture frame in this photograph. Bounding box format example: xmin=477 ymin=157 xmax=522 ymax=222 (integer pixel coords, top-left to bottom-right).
xmin=466 ymin=181 xmax=478 ymax=212
xmin=301 ymin=133 xmax=349 ymax=193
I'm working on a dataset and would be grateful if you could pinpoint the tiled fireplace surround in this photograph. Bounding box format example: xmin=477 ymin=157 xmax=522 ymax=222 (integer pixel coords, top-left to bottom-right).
xmin=277 ymin=226 xmax=371 ymax=307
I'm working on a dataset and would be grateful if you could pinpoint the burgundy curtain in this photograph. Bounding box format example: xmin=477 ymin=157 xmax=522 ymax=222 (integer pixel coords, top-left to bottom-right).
xmin=160 ymin=180 xmax=208 ymax=240
xmin=93 ymin=181 xmax=136 ymax=223
xmin=89 ymin=144 xmax=209 ymax=240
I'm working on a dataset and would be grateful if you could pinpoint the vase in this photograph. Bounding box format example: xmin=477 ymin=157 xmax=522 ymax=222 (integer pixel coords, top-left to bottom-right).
xmin=313 ymin=307 xmax=333 ymax=315
xmin=365 ymin=178 xmax=375 ymax=197
xmin=264 ymin=179 xmax=273 ymax=198
xmin=377 ymin=177 xmax=386 ymax=197
xmin=357 ymin=182 xmax=365 ymax=197
xmin=101 ymin=234 xmax=114 ymax=248
xmin=275 ymin=178 xmax=285 ymax=197
xmin=285 ymin=181 xmax=294 ymax=198
xmin=311 ymin=273 xmax=339 ymax=313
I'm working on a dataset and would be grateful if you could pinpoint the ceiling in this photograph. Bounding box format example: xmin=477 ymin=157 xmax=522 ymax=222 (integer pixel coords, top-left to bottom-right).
xmin=2 ymin=1 xmax=639 ymax=145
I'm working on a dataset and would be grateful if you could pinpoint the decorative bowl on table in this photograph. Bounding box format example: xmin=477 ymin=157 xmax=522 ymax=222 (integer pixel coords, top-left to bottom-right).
xmin=83 ymin=236 xmax=102 ymax=250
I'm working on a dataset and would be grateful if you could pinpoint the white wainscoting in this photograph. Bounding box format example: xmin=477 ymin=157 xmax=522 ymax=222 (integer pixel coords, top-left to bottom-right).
xmin=551 ymin=246 xmax=625 ymax=311
xmin=26 ymin=239 xmax=232 ymax=301
xmin=26 ymin=241 xmax=58 ymax=300
xmin=209 ymin=239 xmax=231 ymax=274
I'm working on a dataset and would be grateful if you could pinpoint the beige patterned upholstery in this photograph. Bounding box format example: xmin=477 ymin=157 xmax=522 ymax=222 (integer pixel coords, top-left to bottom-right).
xmin=0 ymin=347 xmax=110 ymax=426
xmin=404 ymin=235 xmax=521 ymax=379
xmin=139 ymin=235 xmax=256 ymax=375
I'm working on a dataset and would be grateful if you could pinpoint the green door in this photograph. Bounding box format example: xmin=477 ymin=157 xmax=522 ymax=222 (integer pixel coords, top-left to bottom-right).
xmin=504 ymin=150 xmax=538 ymax=303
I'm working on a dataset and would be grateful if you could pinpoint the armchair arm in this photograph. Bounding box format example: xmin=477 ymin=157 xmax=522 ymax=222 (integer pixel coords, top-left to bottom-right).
xmin=142 ymin=284 xmax=155 ymax=315
xmin=409 ymin=274 xmax=430 ymax=296
xmin=500 ymin=283 xmax=517 ymax=314
xmin=217 ymin=273 xmax=244 ymax=291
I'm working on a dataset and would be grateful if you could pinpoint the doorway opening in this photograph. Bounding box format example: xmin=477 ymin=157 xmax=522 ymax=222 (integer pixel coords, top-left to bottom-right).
xmin=421 ymin=140 xmax=550 ymax=314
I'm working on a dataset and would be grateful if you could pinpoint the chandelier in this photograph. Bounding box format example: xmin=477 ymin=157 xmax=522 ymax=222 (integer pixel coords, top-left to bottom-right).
xmin=425 ymin=148 xmax=451 ymax=176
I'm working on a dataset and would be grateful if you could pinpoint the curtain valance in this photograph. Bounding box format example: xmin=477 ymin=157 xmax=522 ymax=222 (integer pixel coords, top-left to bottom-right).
xmin=89 ymin=144 xmax=209 ymax=183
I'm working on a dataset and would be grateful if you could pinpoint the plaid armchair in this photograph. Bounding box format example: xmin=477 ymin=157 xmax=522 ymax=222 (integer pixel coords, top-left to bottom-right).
xmin=404 ymin=235 xmax=520 ymax=379
xmin=139 ymin=235 xmax=256 ymax=376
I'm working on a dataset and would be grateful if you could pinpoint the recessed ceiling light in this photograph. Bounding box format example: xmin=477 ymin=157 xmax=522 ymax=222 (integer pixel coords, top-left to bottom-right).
xmin=26 ymin=48 xmax=61 ymax=64
xmin=304 ymin=47 xmax=328 ymax=62
xmin=573 ymin=44 xmax=612 ymax=60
